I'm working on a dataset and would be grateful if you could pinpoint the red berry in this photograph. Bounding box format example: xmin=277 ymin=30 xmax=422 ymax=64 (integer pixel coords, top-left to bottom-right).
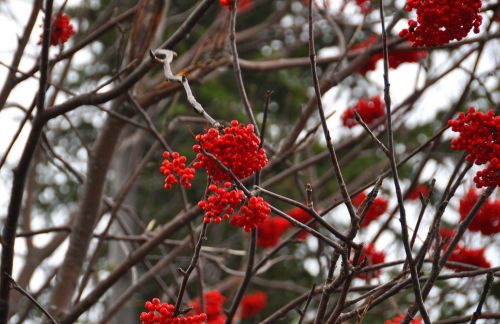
xmin=342 ymin=96 xmax=386 ymax=128
xmin=353 ymin=243 xmax=386 ymax=281
xmin=449 ymin=108 xmax=499 ymax=188
xmin=39 ymin=13 xmax=75 ymax=46
xmin=193 ymin=121 xmax=268 ymax=182
xmin=400 ymin=0 xmax=483 ymax=47
xmin=240 ymin=291 xmax=267 ymax=319
xmin=160 ymin=151 xmax=196 ymax=190
xmin=352 ymin=192 xmax=389 ymax=227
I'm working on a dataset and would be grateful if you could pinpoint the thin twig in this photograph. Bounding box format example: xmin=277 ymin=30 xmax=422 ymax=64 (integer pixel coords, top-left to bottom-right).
xmin=229 ymin=2 xmax=259 ymax=134
xmin=377 ymin=0 xmax=429 ymax=322
xmin=307 ymin=0 xmax=359 ymax=230
xmin=173 ymin=222 xmax=209 ymax=316
xmin=5 ymin=273 xmax=58 ymax=324
xmin=0 ymin=1 xmax=53 ymax=321
xmin=410 ymin=179 xmax=436 ymax=249
xmin=470 ymin=272 xmax=494 ymax=324
xmin=225 ymin=228 xmax=257 ymax=324
xmin=354 ymin=111 xmax=389 ymax=156
xmin=151 ymin=49 xmax=220 ymax=128
xmin=298 ymin=283 xmax=316 ymax=324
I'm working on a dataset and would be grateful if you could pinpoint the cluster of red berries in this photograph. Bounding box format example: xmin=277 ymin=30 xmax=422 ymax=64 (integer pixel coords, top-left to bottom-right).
xmin=197 ymin=183 xmax=270 ymax=231
xmin=140 ymin=298 xmax=207 ymax=324
xmin=193 ymin=121 xmax=268 ymax=182
xmin=286 ymin=207 xmax=314 ymax=240
xmin=459 ymin=189 xmax=500 ymax=235
xmin=191 ymin=290 xmax=226 ymax=324
xmin=352 ymin=191 xmax=389 ymax=227
xmin=39 ymin=13 xmax=75 ymax=46
xmin=219 ymin=0 xmax=251 ymax=10
xmin=230 ymin=196 xmax=271 ymax=232
xmin=440 ymin=228 xmax=491 ymax=272
xmin=407 ymin=184 xmax=430 ymax=201
xmin=256 ymin=216 xmax=291 ymax=248
xmin=354 ymin=243 xmax=386 ymax=281
xmin=385 ymin=313 xmax=422 ymax=324
xmin=342 ymin=96 xmax=386 ymax=128
xmin=352 ymin=36 xmax=427 ymax=75
xmin=449 ymin=108 xmax=499 ymax=188
xmin=198 ymin=183 xmax=245 ymax=224
xmin=160 ymin=152 xmax=196 ymax=190
xmin=474 ymin=158 xmax=500 ymax=188
xmin=399 ymin=0 xmax=483 ymax=47
xmin=448 ymin=246 xmax=491 ymax=272
xmin=355 ymin=0 xmax=372 ymax=13
xmin=240 ymin=291 xmax=267 ymax=319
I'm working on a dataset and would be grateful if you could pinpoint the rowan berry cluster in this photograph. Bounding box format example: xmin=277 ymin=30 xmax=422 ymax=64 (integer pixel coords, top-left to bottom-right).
xmin=230 ymin=196 xmax=271 ymax=232
xmin=440 ymin=222 xmax=492 ymax=272
xmin=407 ymin=184 xmax=430 ymax=201
xmin=240 ymin=291 xmax=267 ymax=319
xmin=399 ymin=0 xmax=483 ymax=47
xmin=355 ymin=0 xmax=372 ymax=13
xmin=352 ymin=36 xmax=427 ymax=75
xmin=160 ymin=152 xmax=196 ymax=190
xmin=342 ymin=96 xmax=385 ymax=128
xmin=354 ymin=243 xmax=386 ymax=281
xmin=191 ymin=290 xmax=226 ymax=324
xmin=40 ymin=13 xmax=75 ymax=46
xmin=193 ymin=121 xmax=268 ymax=182
xmin=191 ymin=121 xmax=271 ymax=231
xmin=197 ymin=183 xmax=245 ymax=224
xmin=352 ymin=191 xmax=389 ymax=227
xmin=385 ymin=313 xmax=422 ymax=324
xmin=448 ymin=246 xmax=490 ymax=272
xmin=448 ymin=107 xmax=499 ymax=188
xmin=256 ymin=216 xmax=291 ymax=248
xmin=286 ymin=207 xmax=313 ymax=240
xmin=140 ymin=298 xmax=207 ymax=324
xmin=459 ymin=189 xmax=500 ymax=235
xmin=219 ymin=0 xmax=251 ymax=10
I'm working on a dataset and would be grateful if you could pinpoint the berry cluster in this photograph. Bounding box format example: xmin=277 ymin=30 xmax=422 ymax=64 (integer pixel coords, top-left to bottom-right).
xmin=140 ymin=298 xmax=207 ymax=324
xmin=256 ymin=216 xmax=291 ymax=248
xmin=198 ymin=183 xmax=245 ymax=224
xmin=160 ymin=152 xmax=196 ymax=190
xmin=286 ymin=207 xmax=313 ymax=240
xmin=447 ymin=246 xmax=491 ymax=272
xmin=355 ymin=0 xmax=372 ymax=13
xmin=399 ymin=0 xmax=483 ymax=47
xmin=352 ymin=192 xmax=389 ymax=228
xmin=40 ymin=13 xmax=75 ymax=46
xmin=230 ymin=196 xmax=271 ymax=232
xmin=407 ymin=184 xmax=430 ymax=201
xmin=191 ymin=290 xmax=226 ymax=324
xmin=352 ymin=36 xmax=427 ymax=75
xmin=197 ymin=183 xmax=270 ymax=231
xmin=440 ymin=221 xmax=491 ymax=272
xmin=449 ymin=107 xmax=499 ymax=188
xmin=354 ymin=244 xmax=386 ymax=281
xmin=385 ymin=313 xmax=422 ymax=324
xmin=240 ymin=291 xmax=267 ymax=319
xmin=193 ymin=121 xmax=268 ymax=182
xmin=475 ymin=158 xmax=500 ymax=188
xmin=219 ymin=0 xmax=251 ymax=10
xmin=342 ymin=96 xmax=386 ymax=128
xmin=459 ymin=189 xmax=500 ymax=235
